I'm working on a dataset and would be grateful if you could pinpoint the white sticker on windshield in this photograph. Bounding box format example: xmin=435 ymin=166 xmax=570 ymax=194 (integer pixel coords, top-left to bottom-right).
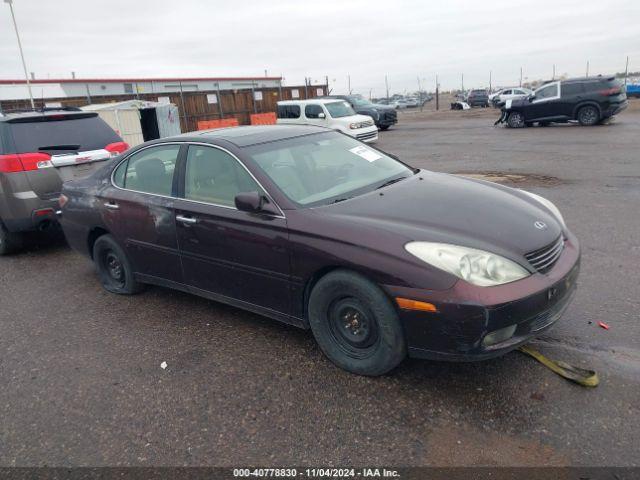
xmin=349 ymin=146 xmax=382 ymax=162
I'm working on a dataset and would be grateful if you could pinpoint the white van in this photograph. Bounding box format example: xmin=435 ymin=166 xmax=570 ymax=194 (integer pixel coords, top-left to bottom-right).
xmin=276 ymin=99 xmax=378 ymax=143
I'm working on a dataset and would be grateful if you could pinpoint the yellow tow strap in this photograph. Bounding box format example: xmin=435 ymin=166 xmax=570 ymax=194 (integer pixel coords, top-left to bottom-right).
xmin=518 ymin=345 xmax=599 ymax=388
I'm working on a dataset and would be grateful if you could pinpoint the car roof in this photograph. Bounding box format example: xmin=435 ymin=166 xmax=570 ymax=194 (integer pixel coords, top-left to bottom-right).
xmin=561 ymin=76 xmax=616 ymax=83
xmin=0 ymin=109 xmax=96 ymax=123
xmin=277 ymin=98 xmax=349 ymax=106
xmin=176 ymin=124 xmax=331 ymax=147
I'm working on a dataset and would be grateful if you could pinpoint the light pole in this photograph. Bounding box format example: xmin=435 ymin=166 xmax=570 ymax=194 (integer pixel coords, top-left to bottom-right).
xmin=5 ymin=0 xmax=35 ymax=109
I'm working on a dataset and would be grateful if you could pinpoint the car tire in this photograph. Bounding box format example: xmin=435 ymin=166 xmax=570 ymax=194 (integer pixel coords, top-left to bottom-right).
xmin=93 ymin=234 xmax=144 ymax=295
xmin=379 ymin=125 xmax=390 ymax=131
xmin=0 ymin=221 xmax=22 ymax=256
xmin=577 ymin=105 xmax=600 ymax=126
xmin=308 ymin=270 xmax=406 ymax=376
xmin=506 ymin=111 xmax=526 ymax=128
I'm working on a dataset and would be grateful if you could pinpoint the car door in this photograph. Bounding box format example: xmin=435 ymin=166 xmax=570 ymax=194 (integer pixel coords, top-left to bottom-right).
xmin=304 ymin=103 xmax=328 ymax=128
xmin=174 ymin=143 xmax=291 ymax=315
xmin=528 ymin=82 xmax=561 ymax=120
xmin=108 ymin=143 xmax=184 ymax=284
xmin=556 ymin=82 xmax=585 ymax=118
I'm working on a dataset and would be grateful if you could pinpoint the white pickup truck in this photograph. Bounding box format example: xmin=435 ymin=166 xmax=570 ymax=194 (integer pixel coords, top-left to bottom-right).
xmin=276 ymin=99 xmax=378 ymax=143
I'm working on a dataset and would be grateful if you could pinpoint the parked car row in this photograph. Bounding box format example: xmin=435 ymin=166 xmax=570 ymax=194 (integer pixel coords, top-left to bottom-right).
xmin=1 ymin=103 xmax=581 ymax=377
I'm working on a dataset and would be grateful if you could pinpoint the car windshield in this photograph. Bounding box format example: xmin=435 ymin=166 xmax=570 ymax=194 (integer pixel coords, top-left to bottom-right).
xmin=246 ymin=132 xmax=413 ymax=207
xmin=349 ymin=97 xmax=373 ymax=107
xmin=325 ymin=101 xmax=356 ymax=118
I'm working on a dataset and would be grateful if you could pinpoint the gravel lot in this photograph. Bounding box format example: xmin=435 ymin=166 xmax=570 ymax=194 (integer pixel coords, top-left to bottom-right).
xmin=1 ymin=101 xmax=639 ymax=467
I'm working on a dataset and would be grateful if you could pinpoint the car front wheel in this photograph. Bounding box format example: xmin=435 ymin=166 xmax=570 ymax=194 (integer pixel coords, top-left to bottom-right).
xmin=506 ymin=111 xmax=526 ymax=128
xmin=308 ymin=270 xmax=406 ymax=376
xmin=93 ymin=234 xmax=143 ymax=295
xmin=577 ymin=105 xmax=600 ymax=126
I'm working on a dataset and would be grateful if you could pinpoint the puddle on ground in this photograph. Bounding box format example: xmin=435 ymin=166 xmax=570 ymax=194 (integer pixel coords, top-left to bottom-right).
xmin=455 ymin=171 xmax=563 ymax=187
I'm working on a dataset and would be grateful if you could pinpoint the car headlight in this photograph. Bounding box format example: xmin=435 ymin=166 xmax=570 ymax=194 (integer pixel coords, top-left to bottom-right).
xmin=518 ymin=190 xmax=566 ymax=228
xmin=405 ymin=242 xmax=530 ymax=287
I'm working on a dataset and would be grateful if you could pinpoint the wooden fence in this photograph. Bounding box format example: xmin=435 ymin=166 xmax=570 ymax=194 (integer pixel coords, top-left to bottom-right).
xmin=0 ymin=84 xmax=328 ymax=133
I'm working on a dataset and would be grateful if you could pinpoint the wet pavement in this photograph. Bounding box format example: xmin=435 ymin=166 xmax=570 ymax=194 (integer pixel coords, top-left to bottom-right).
xmin=1 ymin=105 xmax=639 ymax=467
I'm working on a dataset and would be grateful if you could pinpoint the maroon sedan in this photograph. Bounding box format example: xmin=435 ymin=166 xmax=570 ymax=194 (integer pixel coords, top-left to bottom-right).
xmin=59 ymin=125 xmax=579 ymax=376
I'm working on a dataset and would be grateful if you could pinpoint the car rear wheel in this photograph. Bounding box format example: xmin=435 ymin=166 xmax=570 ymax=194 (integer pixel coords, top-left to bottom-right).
xmin=308 ymin=270 xmax=406 ymax=376
xmin=93 ymin=234 xmax=143 ymax=295
xmin=507 ymin=111 xmax=526 ymax=128
xmin=0 ymin=221 xmax=22 ymax=256
xmin=577 ymin=105 xmax=600 ymax=126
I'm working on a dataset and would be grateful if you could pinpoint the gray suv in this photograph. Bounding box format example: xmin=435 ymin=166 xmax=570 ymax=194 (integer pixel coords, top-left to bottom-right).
xmin=0 ymin=108 xmax=127 ymax=254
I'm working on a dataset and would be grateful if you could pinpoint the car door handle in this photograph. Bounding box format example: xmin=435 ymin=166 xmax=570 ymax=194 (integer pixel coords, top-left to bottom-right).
xmin=104 ymin=201 xmax=119 ymax=210
xmin=176 ymin=215 xmax=198 ymax=225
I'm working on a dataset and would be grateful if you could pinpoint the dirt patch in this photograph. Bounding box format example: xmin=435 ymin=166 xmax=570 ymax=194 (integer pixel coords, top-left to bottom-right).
xmin=423 ymin=423 xmax=569 ymax=466
xmin=454 ymin=171 xmax=564 ymax=187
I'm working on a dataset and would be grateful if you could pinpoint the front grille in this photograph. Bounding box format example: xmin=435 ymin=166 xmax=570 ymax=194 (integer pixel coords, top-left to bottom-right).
xmin=356 ymin=131 xmax=377 ymax=141
xmin=525 ymin=236 xmax=564 ymax=274
xmin=384 ymin=111 xmax=397 ymax=121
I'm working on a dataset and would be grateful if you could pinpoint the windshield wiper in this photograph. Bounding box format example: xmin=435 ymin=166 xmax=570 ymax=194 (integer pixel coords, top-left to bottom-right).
xmin=331 ymin=197 xmax=352 ymax=204
xmin=376 ymin=176 xmax=408 ymax=190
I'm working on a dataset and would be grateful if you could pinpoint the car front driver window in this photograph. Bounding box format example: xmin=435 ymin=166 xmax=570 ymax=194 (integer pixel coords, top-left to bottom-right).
xmin=184 ymin=145 xmax=261 ymax=207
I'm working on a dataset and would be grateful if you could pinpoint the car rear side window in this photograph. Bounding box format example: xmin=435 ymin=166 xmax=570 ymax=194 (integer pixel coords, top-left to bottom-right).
xmin=113 ymin=144 xmax=180 ymax=196
xmin=7 ymin=115 xmax=121 ymax=154
xmin=305 ymin=104 xmax=324 ymax=119
xmin=184 ymin=145 xmax=260 ymax=207
xmin=277 ymin=105 xmax=301 ymax=119
xmin=561 ymin=83 xmax=584 ymax=96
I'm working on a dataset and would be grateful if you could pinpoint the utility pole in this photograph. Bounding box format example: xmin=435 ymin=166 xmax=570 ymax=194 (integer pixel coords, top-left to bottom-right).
xmin=586 ymin=61 xmax=590 ymax=77
xmin=347 ymin=74 xmax=351 ymax=94
xmin=624 ymin=56 xmax=629 ymax=85
xmin=461 ymin=73 xmax=464 ymax=93
xmin=435 ymin=74 xmax=439 ymax=111
xmin=417 ymin=76 xmax=423 ymax=111
xmin=385 ymin=75 xmax=389 ymax=103
xmin=552 ymin=64 xmax=556 ymax=80
xmin=5 ymin=0 xmax=35 ymax=109
xmin=489 ymin=70 xmax=492 ymax=92
xmin=519 ymin=67 xmax=523 ymax=87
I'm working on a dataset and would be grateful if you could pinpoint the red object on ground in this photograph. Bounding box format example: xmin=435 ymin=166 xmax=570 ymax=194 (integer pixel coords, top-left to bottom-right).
xmin=250 ymin=112 xmax=277 ymax=125
xmin=197 ymin=118 xmax=239 ymax=130
xmin=598 ymin=322 xmax=610 ymax=330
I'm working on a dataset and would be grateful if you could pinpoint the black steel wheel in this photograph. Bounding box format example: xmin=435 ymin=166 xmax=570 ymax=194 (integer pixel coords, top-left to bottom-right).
xmin=308 ymin=270 xmax=406 ymax=376
xmin=577 ymin=105 xmax=600 ymax=126
xmin=93 ymin=234 xmax=143 ymax=294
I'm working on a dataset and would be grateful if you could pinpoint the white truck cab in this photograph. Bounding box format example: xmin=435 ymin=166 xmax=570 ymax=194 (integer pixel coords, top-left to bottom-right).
xmin=276 ymin=99 xmax=378 ymax=143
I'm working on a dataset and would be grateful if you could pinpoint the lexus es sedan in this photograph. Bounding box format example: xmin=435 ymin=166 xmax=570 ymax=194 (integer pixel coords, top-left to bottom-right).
xmin=59 ymin=125 xmax=580 ymax=376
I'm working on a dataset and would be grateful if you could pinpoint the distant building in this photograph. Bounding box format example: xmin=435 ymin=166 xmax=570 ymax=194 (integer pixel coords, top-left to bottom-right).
xmin=0 ymin=76 xmax=283 ymax=101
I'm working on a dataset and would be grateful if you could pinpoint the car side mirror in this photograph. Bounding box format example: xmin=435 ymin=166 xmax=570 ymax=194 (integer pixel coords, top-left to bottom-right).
xmin=235 ymin=191 xmax=279 ymax=216
xmin=318 ymin=112 xmax=326 ymax=119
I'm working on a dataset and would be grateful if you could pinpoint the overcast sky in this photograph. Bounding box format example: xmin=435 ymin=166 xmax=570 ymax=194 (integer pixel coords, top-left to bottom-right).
xmin=1 ymin=0 xmax=639 ymax=96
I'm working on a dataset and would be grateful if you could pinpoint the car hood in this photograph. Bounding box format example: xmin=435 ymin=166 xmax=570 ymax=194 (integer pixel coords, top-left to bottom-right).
xmin=504 ymin=97 xmax=529 ymax=109
xmin=314 ymin=171 xmax=563 ymax=265
xmin=371 ymin=103 xmax=395 ymax=111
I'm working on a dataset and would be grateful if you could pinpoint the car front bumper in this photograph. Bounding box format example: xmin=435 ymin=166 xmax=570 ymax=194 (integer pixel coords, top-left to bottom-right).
xmin=384 ymin=232 xmax=581 ymax=361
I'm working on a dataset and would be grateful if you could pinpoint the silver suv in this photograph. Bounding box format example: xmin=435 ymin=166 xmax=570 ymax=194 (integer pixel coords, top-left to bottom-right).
xmin=0 ymin=108 xmax=127 ymax=254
